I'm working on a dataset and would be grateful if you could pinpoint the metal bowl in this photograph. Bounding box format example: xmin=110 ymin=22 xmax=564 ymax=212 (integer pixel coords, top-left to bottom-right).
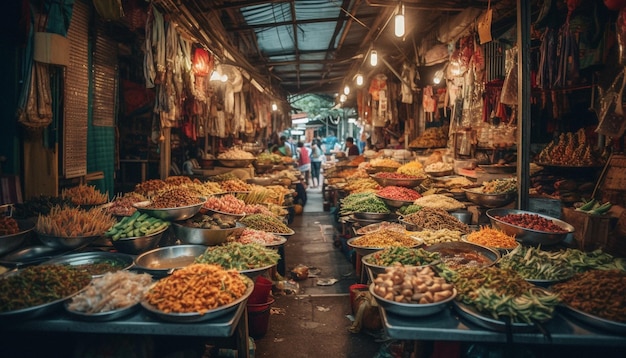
xmin=365 ymin=166 xmax=399 ymax=174
xmin=353 ymin=211 xmax=397 ymax=221
xmin=134 ymin=244 xmax=208 ymax=277
xmin=478 ymin=164 xmax=516 ymax=174
xmin=462 ymin=187 xmax=516 ymax=208
xmin=361 ymin=250 xmax=440 ymax=280
xmin=424 ymin=241 xmax=500 ymax=269
xmin=110 ymin=226 xmax=169 ymax=255
xmin=0 ymin=219 xmax=34 ymax=256
xmin=346 ymin=236 xmax=424 ymax=257
xmin=370 ymin=174 xmax=427 ymax=188
xmin=37 ymin=232 xmax=101 ymax=250
xmin=370 ymin=283 xmax=457 ymax=317
xmin=133 ymin=199 xmax=205 ymax=221
xmin=141 ymin=275 xmax=253 ymax=322
xmin=425 ymin=169 xmax=454 ymax=177
xmin=486 ymin=208 xmax=574 ymax=246
xmin=218 ymin=158 xmax=255 ymax=168
xmin=65 ymin=301 xmax=141 ymax=322
xmin=42 ymin=251 xmax=134 ymax=277
xmin=240 ymin=263 xmax=276 ymax=280
xmin=171 ymin=222 xmax=245 ymax=246
xmin=375 ymin=194 xmax=416 ymax=209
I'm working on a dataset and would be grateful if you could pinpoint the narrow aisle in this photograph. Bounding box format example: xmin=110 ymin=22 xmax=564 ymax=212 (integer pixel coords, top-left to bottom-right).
xmin=254 ymin=190 xmax=382 ymax=357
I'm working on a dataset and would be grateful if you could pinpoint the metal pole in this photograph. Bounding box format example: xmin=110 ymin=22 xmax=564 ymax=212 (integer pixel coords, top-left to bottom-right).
xmin=517 ymin=0 xmax=531 ymax=210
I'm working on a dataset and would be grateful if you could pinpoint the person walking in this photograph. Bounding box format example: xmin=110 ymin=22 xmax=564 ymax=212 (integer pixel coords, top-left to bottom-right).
xmin=310 ymin=139 xmax=324 ymax=188
xmin=297 ymin=141 xmax=311 ymax=187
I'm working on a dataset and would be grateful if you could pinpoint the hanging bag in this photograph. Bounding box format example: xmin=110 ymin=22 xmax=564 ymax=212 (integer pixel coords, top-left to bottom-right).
xmin=478 ymin=0 xmax=493 ymax=44
xmin=596 ymin=68 xmax=626 ymax=138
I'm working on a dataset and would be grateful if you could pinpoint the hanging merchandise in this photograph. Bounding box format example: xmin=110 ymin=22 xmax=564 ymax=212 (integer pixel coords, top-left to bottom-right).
xmin=93 ymin=0 xmax=123 ymax=20
xmin=596 ymin=68 xmax=626 ymax=138
xmin=369 ymin=74 xmax=387 ymax=101
xmin=423 ymin=86 xmax=437 ymax=113
xmin=500 ymin=46 xmax=518 ymax=105
xmin=554 ymin=4 xmax=580 ymax=88
xmin=477 ymin=0 xmax=493 ymax=44
xmin=618 ymin=7 xmax=626 ymax=65
xmin=400 ymin=62 xmax=417 ymax=104
xmin=536 ymin=28 xmax=557 ymax=89
xmin=143 ymin=4 xmax=156 ymax=88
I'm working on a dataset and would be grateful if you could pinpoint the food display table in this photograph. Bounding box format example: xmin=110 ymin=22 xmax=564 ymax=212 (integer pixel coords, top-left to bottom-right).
xmin=380 ymin=305 xmax=626 ymax=347
xmin=0 ymin=301 xmax=251 ymax=358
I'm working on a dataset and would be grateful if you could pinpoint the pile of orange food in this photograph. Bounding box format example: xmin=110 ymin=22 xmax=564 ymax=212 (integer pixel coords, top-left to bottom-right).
xmin=465 ymin=226 xmax=518 ymax=249
xmin=144 ymin=264 xmax=248 ymax=314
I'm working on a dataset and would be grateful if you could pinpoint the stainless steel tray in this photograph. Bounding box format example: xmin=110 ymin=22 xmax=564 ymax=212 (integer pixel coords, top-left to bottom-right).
xmin=42 ymin=252 xmax=134 ymax=277
xmin=452 ymin=301 xmax=542 ymax=333
xmin=65 ymin=301 xmax=140 ymax=322
xmin=558 ymin=304 xmax=626 ymax=334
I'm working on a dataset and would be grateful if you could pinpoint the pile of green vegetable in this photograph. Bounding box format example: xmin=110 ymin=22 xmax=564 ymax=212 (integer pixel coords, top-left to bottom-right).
xmin=499 ymin=246 xmax=626 ymax=282
xmin=441 ymin=266 xmax=559 ymax=324
xmin=105 ymin=211 xmax=169 ymax=240
xmin=339 ymin=192 xmax=389 ymax=215
xmin=364 ymin=247 xmax=440 ymax=267
xmin=195 ymin=242 xmax=280 ymax=270
xmin=575 ymin=198 xmax=612 ymax=215
xmin=397 ymin=204 xmax=423 ymax=216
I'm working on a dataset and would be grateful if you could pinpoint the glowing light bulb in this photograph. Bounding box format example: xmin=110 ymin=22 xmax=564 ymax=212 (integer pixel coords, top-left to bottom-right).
xmin=356 ymin=74 xmax=363 ymax=86
xmin=220 ymin=74 xmax=228 ymax=82
xmin=394 ymin=5 xmax=405 ymax=38
xmin=370 ymin=50 xmax=378 ymax=67
xmin=340 ymin=94 xmax=347 ymax=103
xmin=344 ymin=85 xmax=350 ymax=95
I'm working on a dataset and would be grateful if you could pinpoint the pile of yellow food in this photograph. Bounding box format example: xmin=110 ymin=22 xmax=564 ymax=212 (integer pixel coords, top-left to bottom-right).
xmin=352 ymin=229 xmax=420 ymax=248
xmin=343 ymin=177 xmax=380 ymax=193
xmin=36 ymin=206 xmax=115 ymax=237
xmin=144 ymin=264 xmax=248 ymax=314
xmin=369 ymin=158 xmax=401 ymax=168
xmin=465 ymin=226 xmax=518 ymax=249
xmin=397 ymin=161 xmax=425 ymax=177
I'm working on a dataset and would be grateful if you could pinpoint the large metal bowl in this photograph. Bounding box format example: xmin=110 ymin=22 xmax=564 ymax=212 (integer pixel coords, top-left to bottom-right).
xmin=361 ymin=250 xmax=440 ymax=280
xmin=110 ymin=226 xmax=168 ymax=255
xmin=347 ymin=236 xmax=424 ymax=257
xmin=478 ymin=164 xmax=516 ymax=174
xmin=370 ymin=283 xmax=457 ymax=317
xmin=353 ymin=212 xmax=397 ymax=221
xmin=462 ymin=187 xmax=516 ymax=208
xmin=134 ymin=244 xmax=208 ymax=277
xmin=218 ymin=158 xmax=255 ymax=168
xmin=370 ymin=174 xmax=427 ymax=188
xmin=424 ymin=241 xmax=500 ymax=269
xmin=486 ymin=208 xmax=574 ymax=246
xmin=365 ymin=166 xmax=399 ymax=175
xmin=141 ymin=275 xmax=253 ymax=322
xmin=171 ymin=222 xmax=246 ymax=246
xmin=0 ymin=219 xmax=34 ymax=256
xmin=375 ymin=194 xmax=416 ymax=209
xmin=42 ymin=251 xmax=134 ymax=277
xmin=425 ymin=169 xmax=454 ymax=177
xmin=37 ymin=232 xmax=101 ymax=250
xmin=246 ymin=177 xmax=275 ymax=186
xmin=133 ymin=199 xmax=205 ymax=221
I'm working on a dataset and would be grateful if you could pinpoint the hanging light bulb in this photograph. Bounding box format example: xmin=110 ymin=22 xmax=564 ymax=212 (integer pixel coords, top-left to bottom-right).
xmin=344 ymin=85 xmax=350 ymax=95
xmin=271 ymin=103 xmax=278 ymax=111
xmin=394 ymin=3 xmax=405 ymax=38
xmin=370 ymin=50 xmax=378 ymax=67
xmin=220 ymin=73 xmax=228 ymax=82
xmin=433 ymin=70 xmax=444 ymax=85
xmin=210 ymin=70 xmax=221 ymax=81
xmin=340 ymin=94 xmax=347 ymax=103
xmin=356 ymin=73 xmax=364 ymax=86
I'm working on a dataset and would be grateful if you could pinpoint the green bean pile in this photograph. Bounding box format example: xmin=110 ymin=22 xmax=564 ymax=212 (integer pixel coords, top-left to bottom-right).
xmin=499 ymin=246 xmax=576 ymax=281
xmin=240 ymin=214 xmax=291 ymax=233
xmin=195 ymin=242 xmax=280 ymax=270
xmin=397 ymin=204 xmax=423 ymax=216
xmin=444 ymin=266 xmax=559 ymax=324
xmin=340 ymin=192 xmax=389 ymax=215
xmin=364 ymin=247 xmax=440 ymax=267
xmin=0 ymin=265 xmax=91 ymax=312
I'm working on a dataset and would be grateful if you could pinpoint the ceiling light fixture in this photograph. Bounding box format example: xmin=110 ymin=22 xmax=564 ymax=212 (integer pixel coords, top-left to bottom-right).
xmin=370 ymin=50 xmax=378 ymax=67
xmin=272 ymin=103 xmax=278 ymax=111
xmin=344 ymin=85 xmax=350 ymax=95
xmin=340 ymin=94 xmax=347 ymax=103
xmin=355 ymin=74 xmax=364 ymax=86
xmin=394 ymin=3 xmax=405 ymax=38
xmin=433 ymin=70 xmax=444 ymax=84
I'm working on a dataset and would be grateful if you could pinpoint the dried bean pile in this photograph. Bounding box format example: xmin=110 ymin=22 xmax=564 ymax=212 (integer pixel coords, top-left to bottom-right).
xmin=364 ymin=247 xmax=440 ymax=267
xmin=147 ymin=188 xmax=203 ymax=208
xmin=240 ymin=214 xmax=291 ymax=233
xmin=494 ymin=213 xmax=567 ymax=233
xmin=351 ymin=229 xmax=420 ymax=248
xmin=372 ymin=265 xmax=454 ymax=304
xmin=402 ymin=207 xmax=470 ymax=234
xmin=376 ymin=186 xmax=422 ymax=201
xmin=551 ymin=270 xmax=626 ymax=323
xmin=0 ymin=216 xmax=20 ymax=236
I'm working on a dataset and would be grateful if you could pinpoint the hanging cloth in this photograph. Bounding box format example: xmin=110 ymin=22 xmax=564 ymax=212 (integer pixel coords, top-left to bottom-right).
xmin=143 ymin=5 xmax=155 ymax=88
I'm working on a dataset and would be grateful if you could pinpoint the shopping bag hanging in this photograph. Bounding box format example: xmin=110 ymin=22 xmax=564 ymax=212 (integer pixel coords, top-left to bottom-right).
xmin=478 ymin=1 xmax=493 ymax=44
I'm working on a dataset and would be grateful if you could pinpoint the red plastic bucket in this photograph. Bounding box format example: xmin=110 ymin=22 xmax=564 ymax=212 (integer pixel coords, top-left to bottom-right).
xmin=249 ymin=276 xmax=273 ymax=304
xmin=247 ymin=298 xmax=275 ymax=338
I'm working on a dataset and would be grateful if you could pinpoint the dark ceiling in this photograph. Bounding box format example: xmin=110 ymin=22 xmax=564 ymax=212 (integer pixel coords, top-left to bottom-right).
xmin=156 ymin=0 xmax=520 ymax=98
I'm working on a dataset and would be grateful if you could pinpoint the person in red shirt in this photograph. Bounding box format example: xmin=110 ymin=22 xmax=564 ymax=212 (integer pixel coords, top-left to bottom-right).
xmin=297 ymin=141 xmax=311 ymax=187
xmin=345 ymin=137 xmax=360 ymax=156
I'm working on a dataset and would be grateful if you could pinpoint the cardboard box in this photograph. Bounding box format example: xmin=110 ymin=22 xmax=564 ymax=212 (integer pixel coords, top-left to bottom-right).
xmin=33 ymin=32 xmax=70 ymax=66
